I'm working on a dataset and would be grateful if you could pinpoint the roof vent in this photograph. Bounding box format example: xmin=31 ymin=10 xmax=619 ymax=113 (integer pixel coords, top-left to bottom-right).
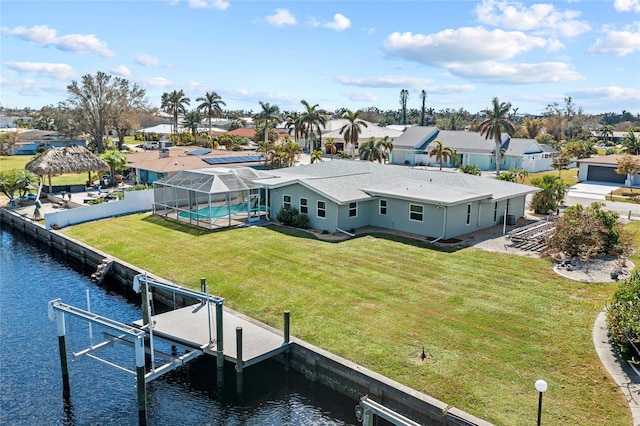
xmin=159 ymin=148 xmax=170 ymax=158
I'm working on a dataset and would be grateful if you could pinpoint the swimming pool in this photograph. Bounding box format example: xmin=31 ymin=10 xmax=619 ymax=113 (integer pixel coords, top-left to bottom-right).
xmin=178 ymin=202 xmax=265 ymax=220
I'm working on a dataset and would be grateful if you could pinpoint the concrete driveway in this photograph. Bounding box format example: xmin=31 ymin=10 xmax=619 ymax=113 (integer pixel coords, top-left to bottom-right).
xmin=566 ymin=181 xmax=622 ymax=200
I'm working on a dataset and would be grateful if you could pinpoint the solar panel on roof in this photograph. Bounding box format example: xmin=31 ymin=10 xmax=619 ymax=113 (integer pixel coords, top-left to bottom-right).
xmin=201 ymin=155 xmax=263 ymax=165
xmin=188 ymin=149 xmax=212 ymax=156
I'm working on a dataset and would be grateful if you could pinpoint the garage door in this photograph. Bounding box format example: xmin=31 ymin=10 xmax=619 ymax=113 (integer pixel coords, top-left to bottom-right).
xmin=586 ymin=165 xmax=626 ymax=183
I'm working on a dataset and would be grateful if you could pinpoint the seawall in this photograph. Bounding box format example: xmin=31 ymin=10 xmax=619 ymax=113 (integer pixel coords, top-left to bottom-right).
xmin=1 ymin=207 xmax=491 ymax=426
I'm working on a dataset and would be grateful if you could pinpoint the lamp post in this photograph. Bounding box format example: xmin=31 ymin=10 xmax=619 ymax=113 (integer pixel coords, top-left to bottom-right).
xmin=535 ymin=379 xmax=548 ymax=426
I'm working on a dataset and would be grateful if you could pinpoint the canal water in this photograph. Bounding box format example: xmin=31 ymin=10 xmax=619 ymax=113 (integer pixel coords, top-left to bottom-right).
xmin=0 ymin=227 xmax=358 ymax=425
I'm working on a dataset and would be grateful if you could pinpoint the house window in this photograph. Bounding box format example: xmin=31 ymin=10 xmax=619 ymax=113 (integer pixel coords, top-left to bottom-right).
xmin=409 ymin=204 xmax=423 ymax=222
xmin=494 ymin=203 xmax=498 ymax=221
xmin=317 ymin=200 xmax=326 ymax=218
xmin=283 ymin=195 xmax=291 ymax=210
xmin=379 ymin=199 xmax=387 ymax=215
xmin=300 ymin=197 xmax=308 ymax=214
xmin=467 ymin=203 xmax=472 ymax=225
xmin=349 ymin=202 xmax=357 ymax=217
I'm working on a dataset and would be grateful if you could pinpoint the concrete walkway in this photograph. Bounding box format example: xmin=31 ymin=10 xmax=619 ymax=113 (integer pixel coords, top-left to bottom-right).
xmin=593 ymin=311 xmax=640 ymax=426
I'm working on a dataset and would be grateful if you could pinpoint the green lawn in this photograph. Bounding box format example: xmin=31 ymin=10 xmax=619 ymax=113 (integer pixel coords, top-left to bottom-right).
xmin=523 ymin=168 xmax=579 ymax=186
xmin=62 ymin=214 xmax=636 ymax=426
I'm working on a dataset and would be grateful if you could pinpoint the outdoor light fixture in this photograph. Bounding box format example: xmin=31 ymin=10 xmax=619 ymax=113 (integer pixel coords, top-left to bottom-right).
xmin=535 ymin=379 xmax=548 ymax=426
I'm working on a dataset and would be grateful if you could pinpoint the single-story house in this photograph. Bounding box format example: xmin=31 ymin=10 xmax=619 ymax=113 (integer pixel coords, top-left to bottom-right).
xmin=256 ymin=161 xmax=539 ymax=239
xmin=391 ymin=127 xmax=557 ymax=172
xmin=590 ymin=131 xmax=640 ymax=145
xmin=320 ymin=119 xmax=403 ymax=152
xmin=6 ymin=130 xmax=87 ymax=155
xmin=126 ymin=146 xmax=265 ymax=184
xmin=577 ymin=155 xmax=640 ymax=185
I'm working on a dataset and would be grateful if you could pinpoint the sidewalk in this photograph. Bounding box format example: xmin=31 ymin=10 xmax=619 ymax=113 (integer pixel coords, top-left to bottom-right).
xmin=593 ymin=312 xmax=640 ymax=426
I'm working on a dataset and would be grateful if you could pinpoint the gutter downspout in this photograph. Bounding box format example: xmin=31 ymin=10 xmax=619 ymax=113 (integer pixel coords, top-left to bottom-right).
xmin=430 ymin=205 xmax=447 ymax=244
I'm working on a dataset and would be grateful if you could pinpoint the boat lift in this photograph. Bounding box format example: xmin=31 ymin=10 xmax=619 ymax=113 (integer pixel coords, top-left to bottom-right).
xmin=355 ymin=396 xmax=421 ymax=426
xmin=47 ymin=274 xmax=225 ymax=426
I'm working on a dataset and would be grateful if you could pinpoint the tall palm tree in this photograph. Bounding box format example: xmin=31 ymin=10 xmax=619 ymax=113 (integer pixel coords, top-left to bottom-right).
xmin=196 ymin=91 xmax=226 ymax=135
xmin=160 ymin=90 xmax=190 ymax=134
xmin=428 ymin=139 xmax=453 ymax=170
xmin=299 ymin=100 xmax=328 ymax=152
xmin=420 ymin=90 xmax=427 ymax=126
xmin=478 ymin=97 xmax=515 ymax=175
xmin=340 ymin=109 xmax=368 ymax=159
xmin=253 ymin=101 xmax=281 ymax=144
xmin=285 ymin=111 xmax=302 ymax=143
xmin=400 ymin=89 xmax=409 ymax=125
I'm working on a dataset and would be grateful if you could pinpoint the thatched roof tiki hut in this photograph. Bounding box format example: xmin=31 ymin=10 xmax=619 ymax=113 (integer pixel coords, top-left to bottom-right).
xmin=25 ymin=146 xmax=110 ymax=193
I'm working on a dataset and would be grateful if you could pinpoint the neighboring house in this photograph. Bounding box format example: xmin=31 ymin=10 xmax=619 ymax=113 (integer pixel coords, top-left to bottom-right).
xmin=321 ymin=119 xmax=403 ymax=152
xmin=257 ymin=161 xmax=538 ymax=239
xmin=126 ymin=146 xmax=265 ymax=184
xmin=8 ymin=130 xmax=87 ymax=155
xmin=577 ymin=154 xmax=640 ymax=185
xmin=591 ymin=131 xmax=640 ymax=145
xmin=391 ymin=128 xmax=556 ymax=172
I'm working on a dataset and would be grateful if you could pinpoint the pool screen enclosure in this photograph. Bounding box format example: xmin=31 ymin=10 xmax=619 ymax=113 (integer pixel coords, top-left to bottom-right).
xmin=152 ymin=168 xmax=268 ymax=229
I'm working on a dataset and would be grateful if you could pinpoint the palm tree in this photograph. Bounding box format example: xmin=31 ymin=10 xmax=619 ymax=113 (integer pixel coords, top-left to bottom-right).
xmin=324 ymin=137 xmax=337 ymax=160
xmin=478 ymin=97 xmax=515 ymax=175
xmin=340 ymin=109 xmax=368 ymax=159
xmin=101 ymin=149 xmax=127 ymax=187
xmin=299 ymin=100 xmax=328 ymax=152
xmin=400 ymin=89 xmax=409 ymax=125
xmin=599 ymin=124 xmax=615 ymax=146
xmin=428 ymin=139 xmax=453 ymax=170
xmin=310 ymin=150 xmax=323 ymax=164
xmin=182 ymin=110 xmax=202 ymax=136
xmin=253 ymin=101 xmax=281 ymax=144
xmin=522 ymin=117 xmax=542 ymax=139
xmin=285 ymin=111 xmax=302 ymax=143
xmin=420 ymin=90 xmax=427 ymax=126
xmin=377 ymin=136 xmax=393 ymax=164
xmin=281 ymin=137 xmax=302 ymax=166
xmin=622 ymin=129 xmax=640 ymax=154
xmin=359 ymin=137 xmax=384 ymax=162
xmin=160 ymin=90 xmax=190 ymax=134
xmin=530 ymin=175 xmax=568 ymax=214
xmin=196 ymin=91 xmax=226 ymax=135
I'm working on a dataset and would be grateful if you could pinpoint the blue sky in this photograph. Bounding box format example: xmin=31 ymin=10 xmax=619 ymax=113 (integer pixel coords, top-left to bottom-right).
xmin=1 ymin=0 xmax=639 ymax=116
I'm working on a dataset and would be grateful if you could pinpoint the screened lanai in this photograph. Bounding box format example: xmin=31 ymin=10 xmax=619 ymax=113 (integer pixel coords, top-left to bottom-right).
xmin=153 ymin=167 xmax=269 ymax=229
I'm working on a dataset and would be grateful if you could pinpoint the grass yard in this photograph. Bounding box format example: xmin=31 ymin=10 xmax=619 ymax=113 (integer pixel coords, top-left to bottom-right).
xmin=523 ymin=168 xmax=580 ymax=187
xmin=63 ymin=214 xmax=636 ymax=426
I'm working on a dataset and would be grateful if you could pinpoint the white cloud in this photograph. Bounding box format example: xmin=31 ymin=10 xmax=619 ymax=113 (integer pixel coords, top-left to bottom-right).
xmin=111 ymin=65 xmax=131 ymax=77
xmin=341 ymin=91 xmax=378 ymax=102
xmin=614 ymin=0 xmax=640 ymax=12
xmin=188 ymin=0 xmax=229 ymax=10
xmin=384 ymin=28 xmax=548 ymax=66
xmin=448 ymin=61 xmax=584 ymax=84
xmin=0 ymin=77 xmax=66 ymax=98
xmin=588 ymin=23 xmax=640 ymax=56
xmin=324 ymin=13 xmax=351 ymax=31
xmin=265 ymin=9 xmax=297 ymax=26
xmin=1 ymin=25 xmax=115 ymax=58
xmin=5 ymin=62 xmax=75 ymax=80
xmin=475 ymin=0 xmax=591 ymax=37
xmin=135 ymin=53 xmax=160 ymax=67
xmin=567 ymin=86 xmax=640 ymax=105
xmin=336 ymin=75 xmax=433 ymax=89
xmin=144 ymin=77 xmax=174 ymax=88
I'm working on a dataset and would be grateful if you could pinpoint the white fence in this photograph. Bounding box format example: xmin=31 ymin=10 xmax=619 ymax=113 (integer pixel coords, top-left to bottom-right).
xmin=44 ymin=189 xmax=154 ymax=230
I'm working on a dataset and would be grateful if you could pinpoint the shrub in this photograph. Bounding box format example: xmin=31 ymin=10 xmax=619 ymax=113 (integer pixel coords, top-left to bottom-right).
xmin=607 ymin=271 xmax=640 ymax=364
xmin=276 ymin=206 xmax=308 ymax=228
xmin=291 ymin=212 xmax=310 ymax=229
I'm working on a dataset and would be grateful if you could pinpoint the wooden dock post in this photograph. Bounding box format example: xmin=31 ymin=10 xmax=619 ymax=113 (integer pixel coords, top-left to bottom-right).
xmin=235 ymin=327 xmax=243 ymax=394
xmin=134 ymin=335 xmax=148 ymax=426
xmin=55 ymin=310 xmax=71 ymax=398
xmin=284 ymin=311 xmax=290 ymax=372
xmin=216 ymin=302 xmax=224 ymax=388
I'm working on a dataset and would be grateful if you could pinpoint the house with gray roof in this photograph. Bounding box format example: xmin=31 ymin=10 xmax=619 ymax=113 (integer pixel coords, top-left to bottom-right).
xmin=7 ymin=130 xmax=87 ymax=155
xmin=391 ymin=128 xmax=556 ymax=172
xmin=257 ymin=160 xmax=538 ymax=239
